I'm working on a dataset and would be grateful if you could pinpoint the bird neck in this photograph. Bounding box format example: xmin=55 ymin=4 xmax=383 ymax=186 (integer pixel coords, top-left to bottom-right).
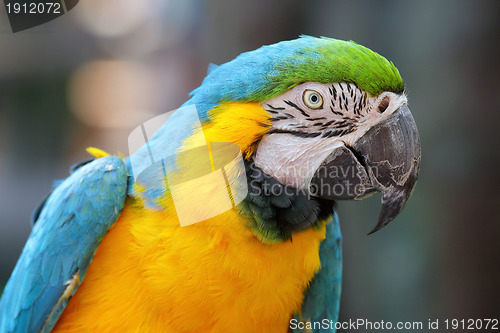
xmin=241 ymin=159 xmax=335 ymax=243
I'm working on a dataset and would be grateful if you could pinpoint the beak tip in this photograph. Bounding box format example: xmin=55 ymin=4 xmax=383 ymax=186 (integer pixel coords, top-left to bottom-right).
xmin=366 ymin=218 xmax=392 ymax=235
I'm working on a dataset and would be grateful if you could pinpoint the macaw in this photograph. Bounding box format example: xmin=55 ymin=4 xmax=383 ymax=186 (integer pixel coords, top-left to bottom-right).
xmin=0 ymin=36 xmax=420 ymax=333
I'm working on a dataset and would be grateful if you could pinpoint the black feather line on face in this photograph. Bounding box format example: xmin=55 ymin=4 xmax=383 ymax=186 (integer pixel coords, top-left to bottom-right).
xmin=266 ymin=103 xmax=285 ymax=110
xmin=355 ymin=98 xmax=361 ymax=115
xmin=330 ymin=104 xmax=343 ymax=116
xmin=270 ymin=116 xmax=290 ymax=122
xmin=322 ymin=129 xmax=342 ymax=138
xmin=306 ymin=117 xmax=327 ymax=121
xmin=266 ymin=103 xmax=296 ymax=122
xmin=320 ymin=120 xmax=336 ymax=128
xmin=322 ymin=119 xmax=357 ymax=131
xmin=284 ymin=100 xmax=310 ymax=117
xmin=321 ymin=124 xmax=356 ymax=138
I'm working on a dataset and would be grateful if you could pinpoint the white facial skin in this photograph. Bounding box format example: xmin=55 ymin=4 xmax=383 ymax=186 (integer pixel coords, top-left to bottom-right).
xmin=254 ymin=82 xmax=407 ymax=189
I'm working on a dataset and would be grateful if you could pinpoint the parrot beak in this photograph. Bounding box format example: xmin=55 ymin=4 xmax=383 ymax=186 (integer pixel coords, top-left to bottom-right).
xmin=309 ymin=104 xmax=421 ymax=234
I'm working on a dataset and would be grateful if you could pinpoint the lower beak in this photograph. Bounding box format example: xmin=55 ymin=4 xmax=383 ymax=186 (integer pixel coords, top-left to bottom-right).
xmin=309 ymin=104 xmax=421 ymax=234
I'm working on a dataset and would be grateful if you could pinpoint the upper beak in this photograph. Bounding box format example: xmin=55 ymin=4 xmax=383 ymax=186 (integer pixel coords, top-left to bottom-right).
xmin=309 ymin=104 xmax=421 ymax=234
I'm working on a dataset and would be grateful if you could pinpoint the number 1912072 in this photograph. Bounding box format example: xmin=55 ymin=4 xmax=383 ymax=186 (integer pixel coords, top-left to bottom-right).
xmin=5 ymin=2 xmax=62 ymax=14
xmin=444 ymin=319 xmax=498 ymax=330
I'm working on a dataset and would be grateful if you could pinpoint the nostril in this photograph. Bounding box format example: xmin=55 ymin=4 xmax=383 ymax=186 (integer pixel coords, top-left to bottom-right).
xmin=378 ymin=96 xmax=390 ymax=113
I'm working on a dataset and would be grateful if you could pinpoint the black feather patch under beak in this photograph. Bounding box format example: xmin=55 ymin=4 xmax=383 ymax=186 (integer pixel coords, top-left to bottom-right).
xmin=309 ymin=104 xmax=421 ymax=234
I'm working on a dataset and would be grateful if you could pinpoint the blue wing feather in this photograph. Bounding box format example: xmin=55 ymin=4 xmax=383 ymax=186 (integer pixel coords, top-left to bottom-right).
xmin=293 ymin=212 xmax=342 ymax=333
xmin=0 ymin=156 xmax=128 ymax=333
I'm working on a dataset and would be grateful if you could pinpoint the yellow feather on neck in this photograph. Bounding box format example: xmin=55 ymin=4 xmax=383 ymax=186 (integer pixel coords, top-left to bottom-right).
xmin=202 ymin=102 xmax=271 ymax=158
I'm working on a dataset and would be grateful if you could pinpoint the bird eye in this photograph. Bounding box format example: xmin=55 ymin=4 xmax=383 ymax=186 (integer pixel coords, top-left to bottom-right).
xmin=303 ymin=90 xmax=323 ymax=109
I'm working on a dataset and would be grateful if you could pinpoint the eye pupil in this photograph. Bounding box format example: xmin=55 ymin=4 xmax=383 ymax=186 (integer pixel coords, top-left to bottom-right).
xmin=311 ymin=95 xmax=318 ymax=102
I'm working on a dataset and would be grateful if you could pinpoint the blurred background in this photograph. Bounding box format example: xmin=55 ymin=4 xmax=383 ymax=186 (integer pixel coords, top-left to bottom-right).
xmin=0 ymin=0 xmax=499 ymax=331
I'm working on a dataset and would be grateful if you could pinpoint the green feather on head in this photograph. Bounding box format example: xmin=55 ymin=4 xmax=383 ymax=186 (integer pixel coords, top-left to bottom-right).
xmin=267 ymin=36 xmax=405 ymax=99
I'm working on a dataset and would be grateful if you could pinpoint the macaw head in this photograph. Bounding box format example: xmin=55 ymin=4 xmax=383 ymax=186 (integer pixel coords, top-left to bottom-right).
xmin=131 ymin=36 xmax=420 ymax=240
xmin=183 ymin=36 xmax=420 ymax=236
